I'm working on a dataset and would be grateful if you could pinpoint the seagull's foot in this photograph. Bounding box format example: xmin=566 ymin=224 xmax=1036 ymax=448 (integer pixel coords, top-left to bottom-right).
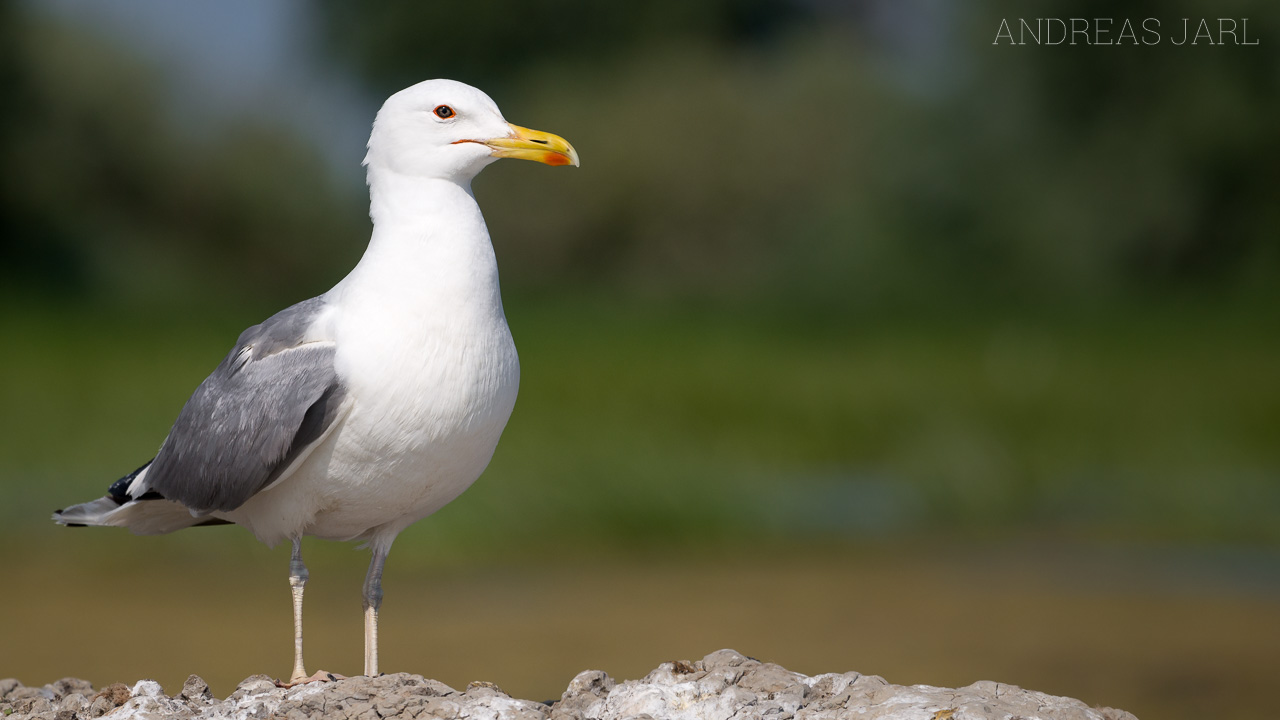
xmin=276 ymin=670 xmax=347 ymax=688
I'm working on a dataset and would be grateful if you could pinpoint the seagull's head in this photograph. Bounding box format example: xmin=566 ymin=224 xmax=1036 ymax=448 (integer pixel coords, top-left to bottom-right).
xmin=365 ymin=79 xmax=579 ymax=183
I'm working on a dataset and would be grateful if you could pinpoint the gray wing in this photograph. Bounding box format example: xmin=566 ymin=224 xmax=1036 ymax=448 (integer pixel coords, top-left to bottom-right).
xmin=143 ymin=296 xmax=347 ymax=514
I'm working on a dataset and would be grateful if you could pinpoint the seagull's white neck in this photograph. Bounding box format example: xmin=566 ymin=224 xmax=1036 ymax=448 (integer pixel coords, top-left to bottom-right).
xmin=332 ymin=166 xmax=505 ymax=323
xmin=371 ymin=165 xmax=488 ymax=238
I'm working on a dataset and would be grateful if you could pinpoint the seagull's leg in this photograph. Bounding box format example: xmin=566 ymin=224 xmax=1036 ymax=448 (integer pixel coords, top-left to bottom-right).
xmin=362 ymin=546 xmax=389 ymax=677
xmin=278 ymin=541 xmax=346 ymax=687
xmin=288 ymin=538 xmax=309 ymax=683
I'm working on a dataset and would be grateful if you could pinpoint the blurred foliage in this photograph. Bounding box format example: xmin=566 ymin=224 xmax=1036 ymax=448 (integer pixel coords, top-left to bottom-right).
xmin=0 ymin=2 xmax=366 ymax=311
xmin=313 ymin=0 xmax=813 ymax=98
xmin=4 ymin=298 xmax=1279 ymax=546
xmin=3 ymin=0 xmax=1277 ymax=310
xmin=312 ymin=0 xmax=1280 ymax=309
xmin=0 ymin=0 xmax=1277 ymax=548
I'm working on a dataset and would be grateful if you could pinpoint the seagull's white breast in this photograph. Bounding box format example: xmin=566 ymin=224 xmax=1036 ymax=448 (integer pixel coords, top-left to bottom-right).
xmin=222 ymin=178 xmax=520 ymax=546
xmin=313 ymin=298 xmax=519 ymax=542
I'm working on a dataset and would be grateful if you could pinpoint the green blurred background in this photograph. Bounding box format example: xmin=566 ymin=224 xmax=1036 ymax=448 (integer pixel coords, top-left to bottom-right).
xmin=1 ymin=1 xmax=1277 ymax=718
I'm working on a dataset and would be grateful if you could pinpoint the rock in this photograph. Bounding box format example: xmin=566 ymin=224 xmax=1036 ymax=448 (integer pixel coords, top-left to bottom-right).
xmin=91 ymin=682 xmax=131 ymax=707
xmin=86 ymin=695 xmax=115 ymax=718
xmin=6 ymin=686 xmax=54 ymax=703
xmin=179 ymin=674 xmax=212 ymax=703
xmin=15 ymin=698 xmax=53 ymax=716
xmin=0 ymin=649 xmax=1137 ymax=719
xmin=55 ymin=693 xmax=85 ymax=720
xmin=50 ymin=679 xmax=94 ymax=698
xmin=553 ymin=669 xmax=616 ymax=720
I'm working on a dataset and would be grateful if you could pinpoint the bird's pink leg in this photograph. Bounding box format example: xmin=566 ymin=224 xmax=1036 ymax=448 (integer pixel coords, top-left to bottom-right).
xmin=288 ymin=539 xmax=309 ymax=682
xmin=275 ymin=539 xmax=345 ymax=687
xmin=362 ymin=546 xmax=389 ymax=677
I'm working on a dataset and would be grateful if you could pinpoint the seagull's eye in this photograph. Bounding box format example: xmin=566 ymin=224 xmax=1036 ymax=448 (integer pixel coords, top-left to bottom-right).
xmin=434 ymin=105 xmax=456 ymax=119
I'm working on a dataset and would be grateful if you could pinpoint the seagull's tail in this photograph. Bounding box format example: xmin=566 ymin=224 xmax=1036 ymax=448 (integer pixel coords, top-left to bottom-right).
xmin=53 ymin=461 xmax=231 ymax=535
xmin=53 ymin=496 xmax=215 ymax=535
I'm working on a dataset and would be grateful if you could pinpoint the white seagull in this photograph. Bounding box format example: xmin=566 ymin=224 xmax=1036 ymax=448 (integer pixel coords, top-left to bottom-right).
xmin=53 ymin=79 xmax=578 ymax=684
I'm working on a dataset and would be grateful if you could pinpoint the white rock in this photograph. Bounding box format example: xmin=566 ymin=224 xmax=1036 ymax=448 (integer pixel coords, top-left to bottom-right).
xmin=0 ymin=649 xmax=1138 ymax=720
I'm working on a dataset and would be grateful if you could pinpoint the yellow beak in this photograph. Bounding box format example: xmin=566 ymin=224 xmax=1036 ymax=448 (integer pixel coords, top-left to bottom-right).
xmin=483 ymin=123 xmax=580 ymax=167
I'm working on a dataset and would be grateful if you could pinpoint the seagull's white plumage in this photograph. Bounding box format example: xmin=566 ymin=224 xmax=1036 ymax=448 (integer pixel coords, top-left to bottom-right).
xmin=53 ymin=79 xmax=578 ymax=683
xmin=223 ymin=82 xmax=525 ymax=550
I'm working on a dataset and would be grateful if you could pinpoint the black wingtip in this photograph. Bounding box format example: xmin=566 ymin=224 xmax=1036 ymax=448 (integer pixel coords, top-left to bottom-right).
xmin=108 ymin=459 xmax=155 ymax=503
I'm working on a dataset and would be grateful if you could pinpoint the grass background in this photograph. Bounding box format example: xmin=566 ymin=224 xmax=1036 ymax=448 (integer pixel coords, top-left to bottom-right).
xmin=5 ymin=295 xmax=1278 ymax=548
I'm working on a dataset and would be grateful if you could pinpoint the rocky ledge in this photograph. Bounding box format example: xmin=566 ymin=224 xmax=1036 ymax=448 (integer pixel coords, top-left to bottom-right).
xmin=1 ymin=649 xmax=1136 ymax=720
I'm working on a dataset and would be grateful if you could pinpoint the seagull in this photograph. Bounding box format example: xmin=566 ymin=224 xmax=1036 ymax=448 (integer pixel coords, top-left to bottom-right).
xmin=53 ymin=79 xmax=578 ymax=684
